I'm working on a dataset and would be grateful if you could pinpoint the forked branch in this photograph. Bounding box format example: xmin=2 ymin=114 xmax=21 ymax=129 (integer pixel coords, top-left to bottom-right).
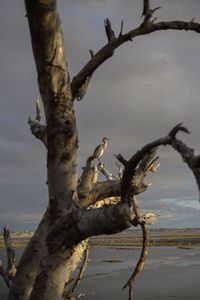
xmin=98 ymin=162 xmax=118 ymax=180
xmin=117 ymin=123 xmax=192 ymax=198
xmin=71 ymin=2 xmax=200 ymax=100
xmin=142 ymin=0 xmax=161 ymax=24
xmin=104 ymin=18 xmax=116 ymax=41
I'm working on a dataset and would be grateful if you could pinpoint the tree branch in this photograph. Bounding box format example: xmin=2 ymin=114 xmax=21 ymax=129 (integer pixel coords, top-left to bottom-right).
xmin=28 ymin=97 xmax=47 ymax=147
xmin=83 ymin=180 xmax=121 ymax=207
xmin=62 ymin=240 xmax=89 ymax=300
xmin=25 ymin=0 xmax=79 ymax=214
xmin=120 ymin=196 xmax=147 ymax=299
xmin=25 ymin=0 xmax=70 ymax=111
xmin=46 ymin=203 xmax=135 ymax=255
xmin=123 ymin=222 xmax=148 ymax=300
xmin=104 ymin=18 xmax=116 ymax=42
xmin=77 ymin=156 xmax=99 ymax=206
xmin=71 ymin=16 xmax=200 ymax=100
xmin=170 ymin=138 xmax=200 ymax=193
xmin=118 ymin=124 xmax=190 ymax=200
xmin=70 ymin=244 xmax=89 ymax=295
xmin=142 ymin=0 xmax=161 ymax=24
xmin=91 ymin=197 xmax=120 ymax=209
xmin=78 ymin=138 xmax=112 ymax=207
xmin=82 ymin=149 xmax=160 ymax=208
xmin=131 ymin=148 xmax=159 ymax=195
xmin=0 ymin=225 xmax=17 ymax=288
xmin=98 ymin=162 xmax=118 ymax=180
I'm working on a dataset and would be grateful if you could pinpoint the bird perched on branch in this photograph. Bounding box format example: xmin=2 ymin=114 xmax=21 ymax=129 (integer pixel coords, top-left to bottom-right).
xmin=93 ymin=137 xmax=109 ymax=162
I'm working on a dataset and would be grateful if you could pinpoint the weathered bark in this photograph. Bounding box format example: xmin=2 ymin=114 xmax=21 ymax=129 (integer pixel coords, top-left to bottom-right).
xmin=8 ymin=211 xmax=50 ymax=300
xmin=25 ymin=0 xmax=78 ymax=213
xmin=28 ymin=97 xmax=47 ymax=147
xmin=29 ymin=241 xmax=87 ymax=300
xmin=9 ymin=1 xmax=78 ymax=299
xmin=6 ymin=1 xmax=200 ymax=300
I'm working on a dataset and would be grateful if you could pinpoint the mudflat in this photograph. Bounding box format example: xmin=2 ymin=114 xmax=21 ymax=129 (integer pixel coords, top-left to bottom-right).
xmin=75 ymin=246 xmax=200 ymax=300
xmin=90 ymin=228 xmax=200 ymax=248
xmin=0 ymin=229 xmax=200 ymax=300
xmin=1 ymin=228 xmax=200 ymax=248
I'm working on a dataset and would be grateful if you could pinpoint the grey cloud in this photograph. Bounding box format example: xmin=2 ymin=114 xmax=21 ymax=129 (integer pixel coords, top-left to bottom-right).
xmin=139 ymin=195 xmax=200 ymax=228
xmin=1 ymin=0 xmax=200 ymax=229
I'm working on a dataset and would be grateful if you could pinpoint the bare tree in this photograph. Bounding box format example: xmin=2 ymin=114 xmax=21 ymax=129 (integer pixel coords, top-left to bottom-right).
xmin=1 ymin=1 xmax=200 ymax=300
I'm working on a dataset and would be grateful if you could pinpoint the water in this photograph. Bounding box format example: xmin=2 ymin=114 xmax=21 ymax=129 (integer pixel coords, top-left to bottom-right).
xmin=0 ymin=246 xmax=200 ymax=299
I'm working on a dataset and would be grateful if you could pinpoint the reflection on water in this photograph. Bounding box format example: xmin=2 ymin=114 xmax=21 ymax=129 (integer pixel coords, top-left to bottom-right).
xmin=0 ymin=246 xmax=200 ymax=300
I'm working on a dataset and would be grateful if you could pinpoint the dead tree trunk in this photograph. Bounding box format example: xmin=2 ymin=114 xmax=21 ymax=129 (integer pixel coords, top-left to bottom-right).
xmin=5 ymin=1 xmax=200 ymax=300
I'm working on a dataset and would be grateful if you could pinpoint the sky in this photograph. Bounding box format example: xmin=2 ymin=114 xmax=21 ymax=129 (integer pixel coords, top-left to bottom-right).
xmin=0 ymin=0 xmax=200 ymax=230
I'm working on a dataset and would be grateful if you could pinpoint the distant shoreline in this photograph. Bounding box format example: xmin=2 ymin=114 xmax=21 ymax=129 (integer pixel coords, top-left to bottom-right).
xmin=0 ymin=228 xmax=200 ymax=249
xmin=90 ymin=228 xmax=200 ymax=248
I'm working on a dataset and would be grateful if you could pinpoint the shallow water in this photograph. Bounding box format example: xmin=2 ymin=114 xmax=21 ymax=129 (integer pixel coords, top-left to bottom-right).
xmin=0 ymin=246 xmax=200 ymax=299
xmin=77 ymin=246 xmax=200 ymax=299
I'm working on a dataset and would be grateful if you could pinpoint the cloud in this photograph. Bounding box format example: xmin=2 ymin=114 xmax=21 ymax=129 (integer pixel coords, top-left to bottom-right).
xmin=0 ymin=0 xmax=200 ymax=229
xmin=139 ymin=195 xmax=200 ymax=228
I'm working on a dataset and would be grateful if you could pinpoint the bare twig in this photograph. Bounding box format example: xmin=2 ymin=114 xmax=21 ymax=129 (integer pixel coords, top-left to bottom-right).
xmin=169 ymin=122 xmax=190 ymax=137
xmin=123 ymin=222 xmax=148 ymax=300
xmin=98 ymin=162 xmax=117 ymax=180
xmin=142 ymin=0 xmax=161 ymax=24
xmin=104 ymin=18 xmax=116 ymax=41
xmin=142 ymin=0 xmax=150 ymax=17
xmin=28 ymin=97 xmax=47 ymax=147
xmin=119 ymin=20 xmax=124 ymax=37
xmin=71 ymin=8 xmax=200 ymax=101
xmin=123 ymin=197 xmax=149 ymax=300
xmin=115 ymin=161 xmax=123 ymax=180
xmin=89 ymin=49 xmax=94 ymax=58
xmin=71 ymin=245 xmax=89 ymax=295
xmin=115 ymin=154 xmax=128 ymax=166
